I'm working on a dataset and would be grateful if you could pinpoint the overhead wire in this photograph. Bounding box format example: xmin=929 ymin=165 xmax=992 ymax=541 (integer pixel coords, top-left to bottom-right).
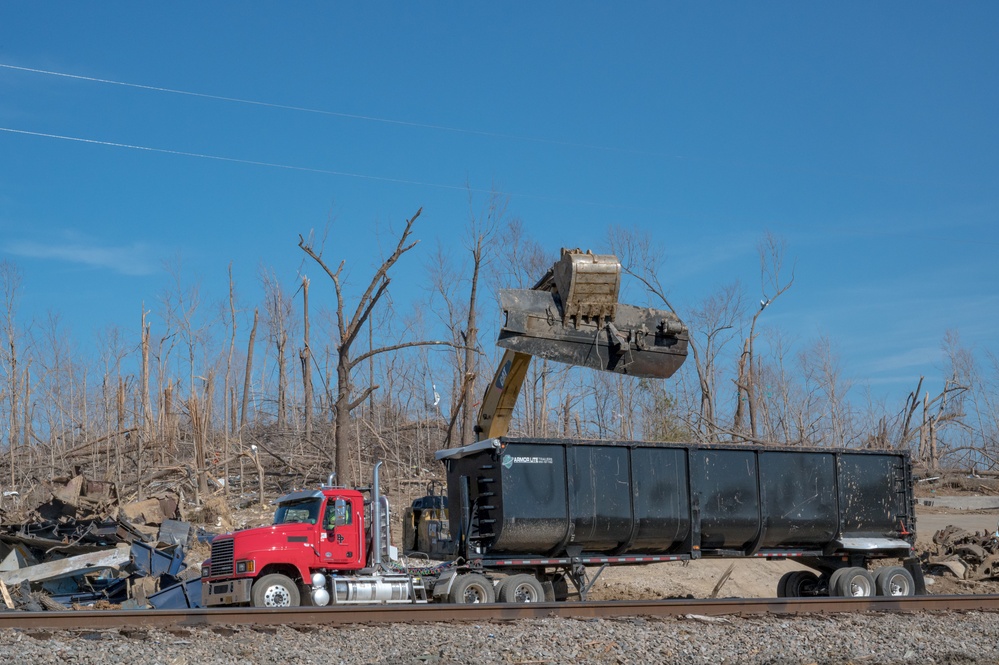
xmin=0 ymin=63 xmax=673 ymax=159
xmin=0 ymin=126 xmax=652 ymax=211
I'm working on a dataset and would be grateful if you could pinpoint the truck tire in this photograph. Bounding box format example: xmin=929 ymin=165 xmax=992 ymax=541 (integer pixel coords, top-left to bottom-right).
xmin=448 ymin=573 xmax=495 ymax=604
xmin=777 ymin=571 xmax=794 ymax=597
xmin=875 ymin=566 xmax=915 ymax=596
xmin=499 ymin=574 xmax=545 ymax=603
xmin=827 ymin=568 xmax=846 ymax=596
xmin=833 ymin=567 xmax=875 ymax=597
xmin=251 ymin=573 xmax=301 ymax=607
xmin=778 ymin=571 xmax=819 ymax=598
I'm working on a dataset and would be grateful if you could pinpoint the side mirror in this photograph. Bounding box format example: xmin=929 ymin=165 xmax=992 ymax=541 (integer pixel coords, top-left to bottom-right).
xmin=332 ymin=498 xmax=348 ymax=528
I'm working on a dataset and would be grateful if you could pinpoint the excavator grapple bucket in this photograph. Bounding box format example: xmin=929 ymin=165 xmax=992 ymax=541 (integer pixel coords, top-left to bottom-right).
xmin=477 ymin=248 xmax=687 ymax=440
xmin=496 ymin=289 xmax=688 ymax=379
xmin=547 ymin=251 xmax=621 ymax=324
xmin=498 ymin=249 xmax=688 ymax=379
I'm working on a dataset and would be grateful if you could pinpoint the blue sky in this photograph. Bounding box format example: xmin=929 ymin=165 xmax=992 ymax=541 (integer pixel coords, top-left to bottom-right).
xmin=0 ymin=3 xmax=996 ymax=399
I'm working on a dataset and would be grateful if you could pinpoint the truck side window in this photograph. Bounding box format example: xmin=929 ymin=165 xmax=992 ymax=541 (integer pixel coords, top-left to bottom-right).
xmin=324 ymin=499 xmax=351 ymax=530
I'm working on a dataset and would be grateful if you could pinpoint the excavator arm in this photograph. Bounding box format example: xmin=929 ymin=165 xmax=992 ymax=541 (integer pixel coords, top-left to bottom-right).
xmin=475 ymin=249 xmax=689 ymax=441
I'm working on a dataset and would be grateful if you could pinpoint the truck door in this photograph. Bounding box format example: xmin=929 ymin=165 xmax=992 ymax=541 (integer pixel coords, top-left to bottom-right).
xmin=319 ymin=498 xmax=363 ymax=567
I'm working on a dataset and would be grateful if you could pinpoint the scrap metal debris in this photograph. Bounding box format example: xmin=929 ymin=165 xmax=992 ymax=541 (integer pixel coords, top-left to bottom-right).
xmin=0 ymin=474 xmax=202 ymax=611
xmin=927 ymin=524 xmax=999 ymax=581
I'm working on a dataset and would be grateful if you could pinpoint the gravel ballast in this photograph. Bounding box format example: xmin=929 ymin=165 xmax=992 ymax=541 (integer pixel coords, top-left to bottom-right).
xmin=0 ymin=611 xmax=996 ymax=664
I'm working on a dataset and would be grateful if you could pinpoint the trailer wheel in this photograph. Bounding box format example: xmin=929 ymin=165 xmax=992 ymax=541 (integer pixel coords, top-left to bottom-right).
xmin=449 ymin=573 xmax=495 ymax=604
xmin=251 ymin=573 xmax=301 ymax=607
xmin=778 ymin=571 xmax=819 ymax=597
xmin=875 ymin=566 xmax=915 ymax=596
xmin=827 ymin=568 xmax=846 ymax=596
xmin=776 ymin=572 xmax=794 ymax=597
xmin=833 ymin=567 xmax=875 ymax=597
xmin=499 ymin=574 xmax=545 ymax=603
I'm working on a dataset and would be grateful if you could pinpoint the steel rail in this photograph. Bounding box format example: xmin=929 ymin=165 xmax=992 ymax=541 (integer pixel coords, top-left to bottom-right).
xmin=1 ymin=595 xmax=998 ymax=631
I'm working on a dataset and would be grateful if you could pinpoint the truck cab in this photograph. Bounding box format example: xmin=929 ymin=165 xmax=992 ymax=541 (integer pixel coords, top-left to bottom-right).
xmin=202 ymin=487 xmax=367 ymax=607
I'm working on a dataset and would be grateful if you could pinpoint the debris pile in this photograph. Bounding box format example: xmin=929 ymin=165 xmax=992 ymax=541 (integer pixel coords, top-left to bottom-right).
xmin=0 ymin=474 xmax=203 ymax=611
xmin=927 ymin=524 xmax=999 ymax=581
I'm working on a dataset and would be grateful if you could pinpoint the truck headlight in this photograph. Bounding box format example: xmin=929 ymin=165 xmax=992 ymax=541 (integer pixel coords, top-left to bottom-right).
xmin=235 ymin=559 xmax=256 ymax=574
xmin=201 ymin=565 xmax=211 ymax=578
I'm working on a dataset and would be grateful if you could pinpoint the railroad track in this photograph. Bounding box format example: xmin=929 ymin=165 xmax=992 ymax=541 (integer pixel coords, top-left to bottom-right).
xmin=1 ymin=595 xmax=998 ymax=631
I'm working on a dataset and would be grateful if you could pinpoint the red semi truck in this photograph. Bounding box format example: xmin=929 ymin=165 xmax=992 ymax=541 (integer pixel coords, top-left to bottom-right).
xmin=202 ymin=463 xmax=441 ymax=606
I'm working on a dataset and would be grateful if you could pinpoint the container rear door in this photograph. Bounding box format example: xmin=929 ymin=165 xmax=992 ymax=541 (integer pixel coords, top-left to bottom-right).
xmin=838 ymin=453 xmax=908 ymax=537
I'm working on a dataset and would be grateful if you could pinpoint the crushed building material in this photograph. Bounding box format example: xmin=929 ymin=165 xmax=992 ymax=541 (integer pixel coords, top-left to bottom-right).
xmin=928 ymin=524 xmax=999 ymax=581
xmin=0 ymin=474 xmax=202 ymax=611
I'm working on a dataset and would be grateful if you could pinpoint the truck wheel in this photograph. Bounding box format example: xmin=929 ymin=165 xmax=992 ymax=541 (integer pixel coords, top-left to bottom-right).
xmin=875 ymin=566 xmax=914 ymax=596
xmin=833 ymin=567 xmax=875 ymax=597
xmin=448 ymin=573 xmax=495 ymax=604
xmin=779 ymin=571 xmax=819 ymax=597
xmin=827 ymin=568 xmax=846 ymax=596
xmin=776 ymin=571 xmax=794 ymax=597
xmin=789 ymin=571 xmax=819 ymax=597
xmin=499 ymin=574 xmax=544 ymax=603
xmin=251 ymin=573 xmax=301 ymax=607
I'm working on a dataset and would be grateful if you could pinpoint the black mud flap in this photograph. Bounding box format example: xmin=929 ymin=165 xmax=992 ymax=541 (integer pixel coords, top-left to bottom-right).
xmin=904 ymin=556 xmax=928 ymax=595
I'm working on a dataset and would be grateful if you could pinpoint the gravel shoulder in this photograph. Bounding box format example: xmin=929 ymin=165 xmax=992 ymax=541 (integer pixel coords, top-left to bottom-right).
xmin=0 ymin=612 xmax=997 ymax=665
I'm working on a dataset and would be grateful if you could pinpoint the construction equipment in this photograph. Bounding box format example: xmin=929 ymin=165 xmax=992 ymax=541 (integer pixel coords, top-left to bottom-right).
xmin=475 ymin=249 xmax=689 ymax=440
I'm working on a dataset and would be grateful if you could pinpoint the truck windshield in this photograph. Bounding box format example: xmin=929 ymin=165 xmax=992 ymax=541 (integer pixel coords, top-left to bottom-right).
xmin=273 ymin=498 xmax=322 ymax=525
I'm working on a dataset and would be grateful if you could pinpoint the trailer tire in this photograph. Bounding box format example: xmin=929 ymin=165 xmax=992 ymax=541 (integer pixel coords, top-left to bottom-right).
xmin=777 ymin=571 xmax=794 ymax=597
xmin=251 ymin=573 xmax=301 ymax=607
xmin=834 ymin=567 xmax=875 ymax=597
xmin=779 ymin=571 xmax=819 ymax=597
xmin=499 ymin=574 xmax=545 ymax=603
xmin=875 ymin=566 xmax=915 ymax=596
xmin=827 ymin=568 xmax=846 ymax=596
xmin=449 ymin=574 xmax=495 ymax=604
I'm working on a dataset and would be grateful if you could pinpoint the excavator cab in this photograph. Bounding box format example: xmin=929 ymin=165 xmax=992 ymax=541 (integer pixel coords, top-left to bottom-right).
xmin=476 ymin=249 xmax=688 ymax=440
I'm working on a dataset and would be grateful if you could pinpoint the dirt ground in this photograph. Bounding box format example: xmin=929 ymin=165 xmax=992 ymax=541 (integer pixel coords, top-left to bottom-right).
xmin=588 ymin=500 xmax=999 ymax=600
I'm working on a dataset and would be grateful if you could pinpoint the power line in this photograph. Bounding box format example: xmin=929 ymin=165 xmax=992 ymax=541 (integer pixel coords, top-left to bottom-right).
xmin=0 ymin=63 xmax=668 ymax=158
xmin=0 ymin=126 xmax=649 ymax=211
xmin=1 ymin=63 xmax=976 ymax=192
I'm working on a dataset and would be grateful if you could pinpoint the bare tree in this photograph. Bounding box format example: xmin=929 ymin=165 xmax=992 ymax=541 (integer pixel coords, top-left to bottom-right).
xmin=609 ymin=228 xmax=745 ymax=441
xmin=458 ymin=191 xmax=504 ymax=446
xmin=261 ymin=270 xmax=293 ymax=431
xmin=300 ymin=276 xmax=315 ymax=446
xmin=0 ymin=261 xmax=22 ymax=487
xmin=733 ymin=232 xmax=795 ymax=441
xmin=299 ymin=208 xmax=453 ymax=486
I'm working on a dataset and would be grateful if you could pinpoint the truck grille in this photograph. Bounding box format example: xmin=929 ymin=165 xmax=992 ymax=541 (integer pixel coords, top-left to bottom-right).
xmin=211 ymin=538 xmax=235 ymax=576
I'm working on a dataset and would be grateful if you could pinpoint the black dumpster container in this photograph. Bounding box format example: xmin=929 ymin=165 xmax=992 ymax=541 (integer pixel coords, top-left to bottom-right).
xmin=437 ymin=438 xmax=914 ymax=558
